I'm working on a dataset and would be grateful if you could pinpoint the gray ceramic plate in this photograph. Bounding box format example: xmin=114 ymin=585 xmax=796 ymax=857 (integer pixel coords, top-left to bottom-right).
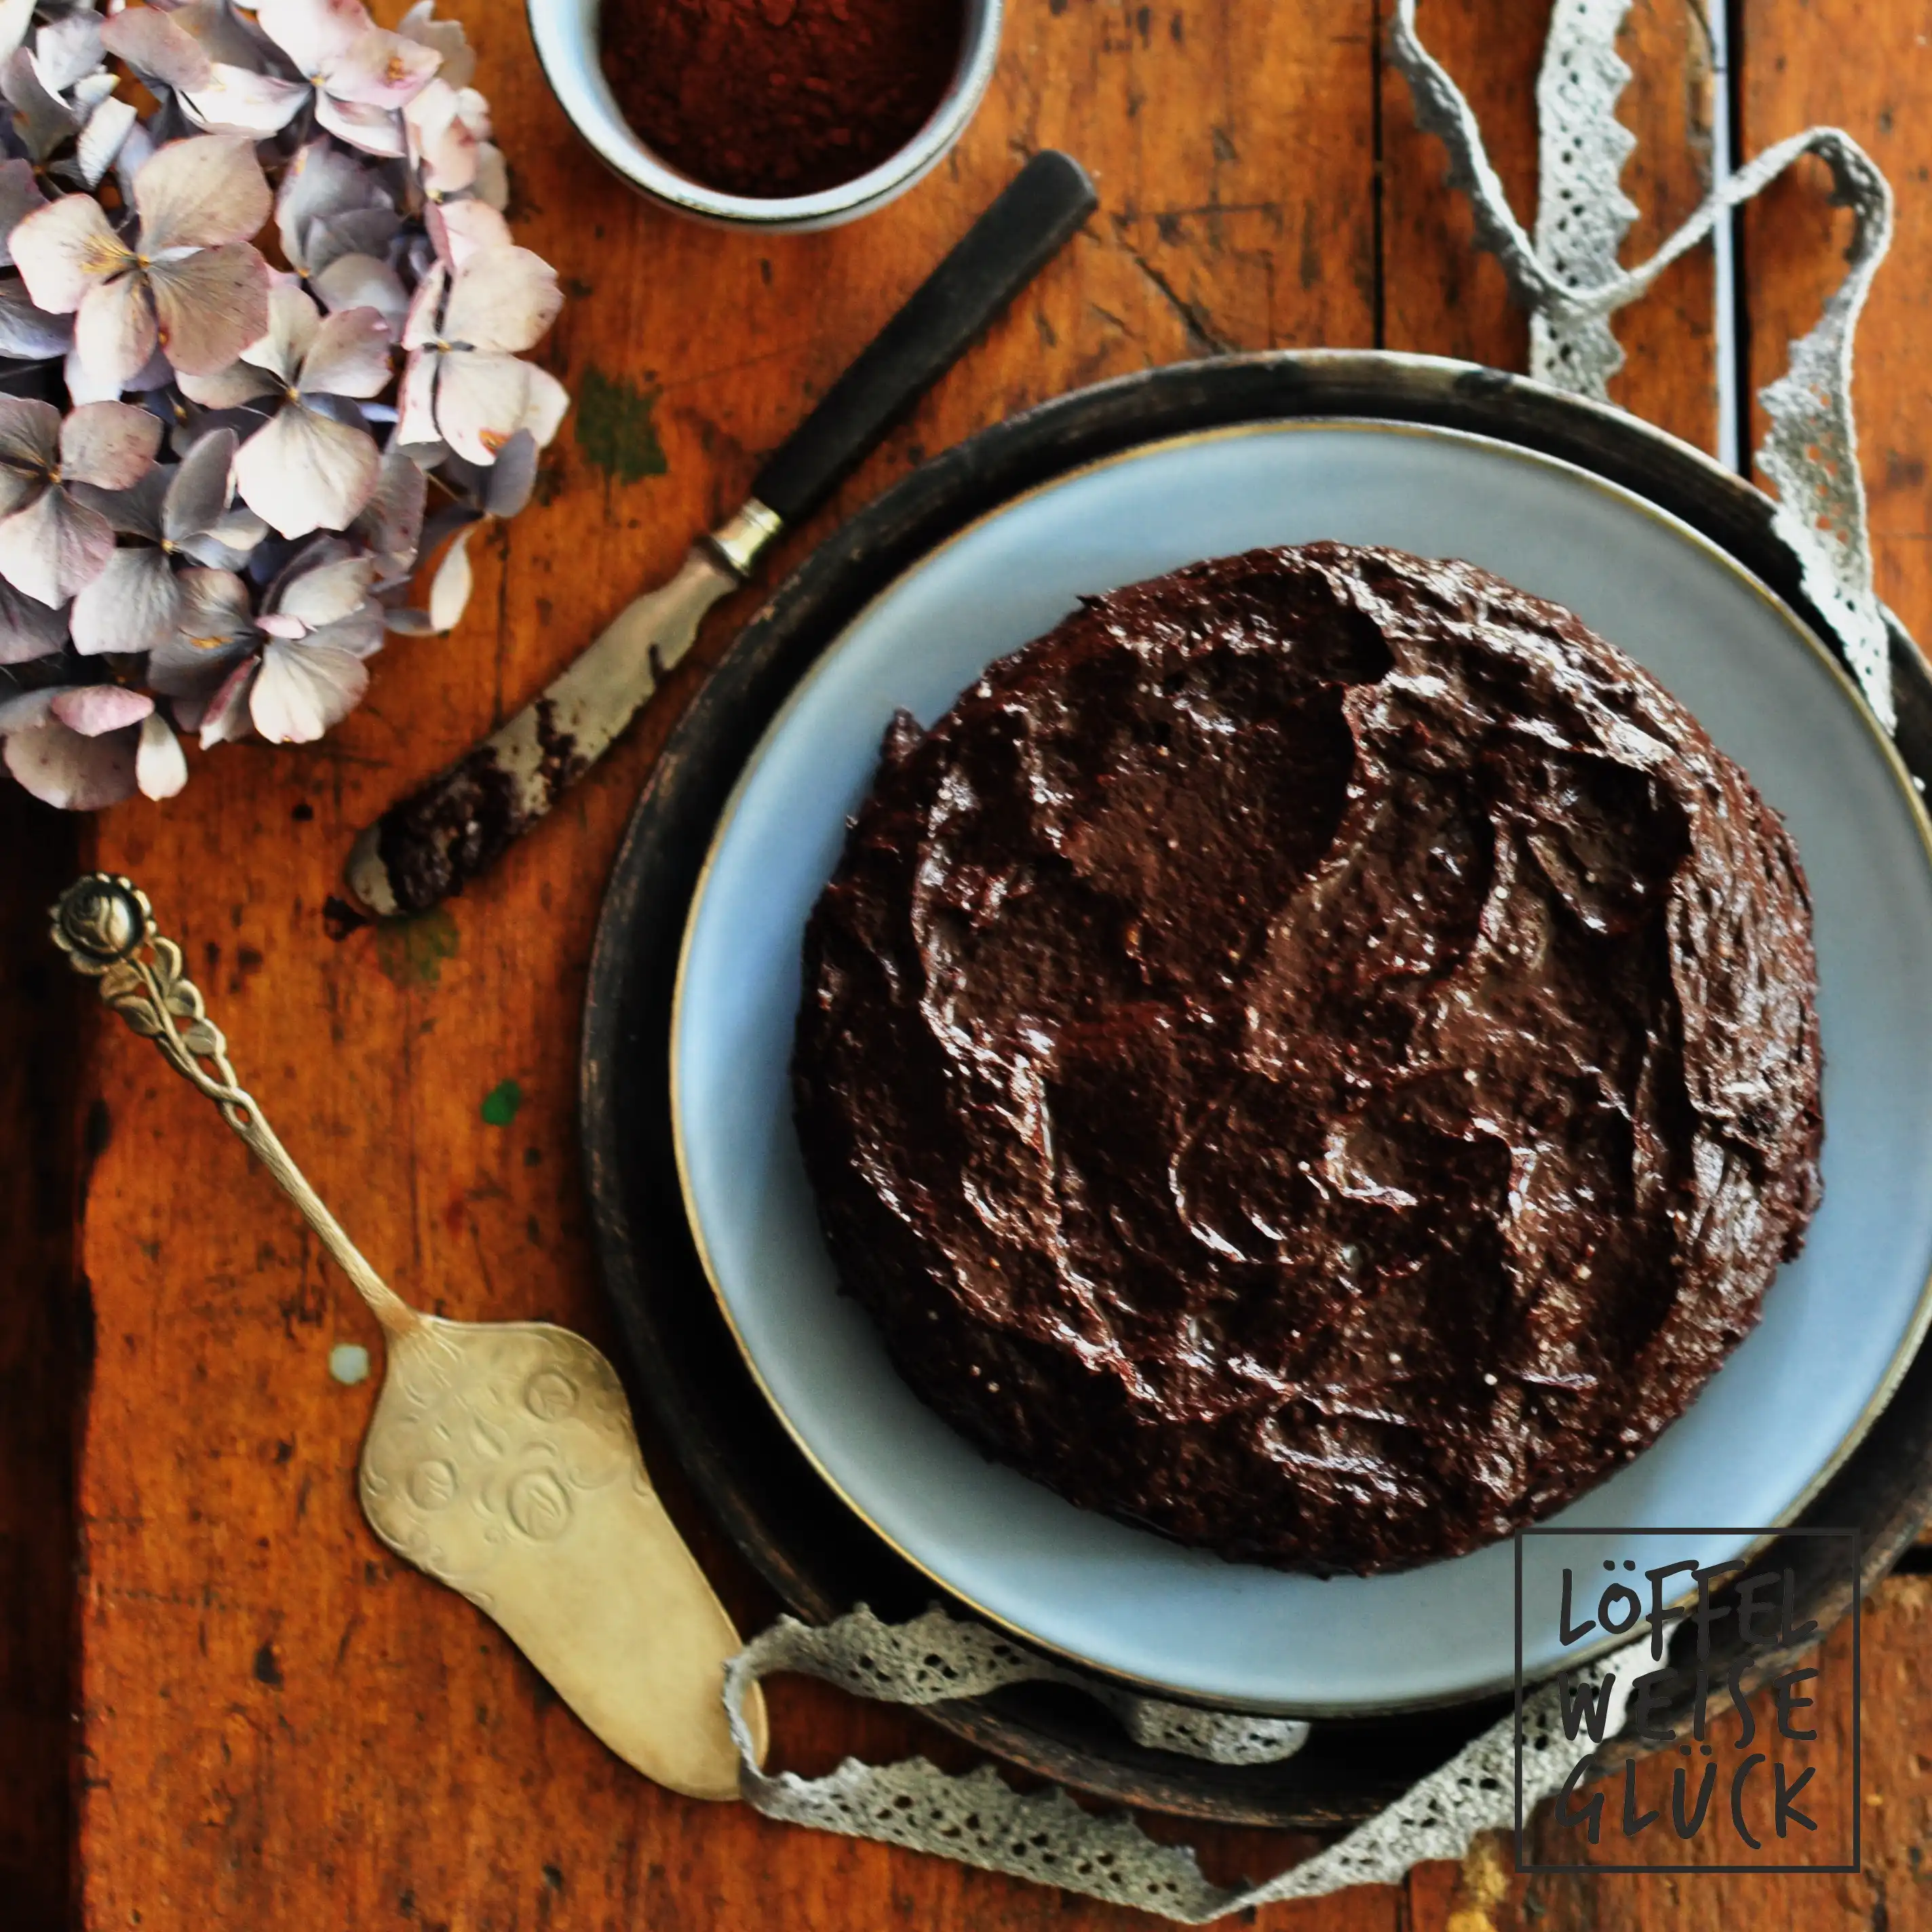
xmin=672 ymin=418 xmax=1932 ymax=1715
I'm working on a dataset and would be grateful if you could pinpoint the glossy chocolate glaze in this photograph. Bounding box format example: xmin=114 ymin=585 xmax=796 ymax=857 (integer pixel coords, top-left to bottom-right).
xmin=792 ymin=543 xmax=1823 ymax=1574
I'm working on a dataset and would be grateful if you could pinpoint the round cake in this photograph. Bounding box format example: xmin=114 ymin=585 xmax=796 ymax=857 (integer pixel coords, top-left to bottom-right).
xmin=791 ymin=542 xmax=1823 ymax=1574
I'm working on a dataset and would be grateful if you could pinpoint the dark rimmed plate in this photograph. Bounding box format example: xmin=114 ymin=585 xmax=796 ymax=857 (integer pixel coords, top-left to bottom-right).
xmin=581 ymin=349 xmax=1932 ymax=1823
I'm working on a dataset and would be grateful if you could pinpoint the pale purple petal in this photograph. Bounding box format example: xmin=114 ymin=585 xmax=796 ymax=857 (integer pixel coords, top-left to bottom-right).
xmin=485 ymin=429 xmax=538 ymax=518
xmin=171 ymin=0 xmax=276 ymax=69
xmin=10 ymin=192 xmax=128 ymax=312
xmin=310 ymin=604 xmax=383 ymax=658
xmin=148 ymin=241 xmax=270 ymax=374
xmin=233 ymin=403 xmax=379 ymax=537
xmin=148 ymin=567 xmax=255 ymax=695
xmin=0 ymin=578 xmax=66 ymax=661
xmin=0 ymin=0 xmax=31 ymax=65
xmin=3 ymin=47 xmax=76 ymax=161
xmin=102 ymin=7 xmax=215 ymax=88
xmin=136 ymin=710 xmax=187 ymax=798
xmin=276 ymin=552 xmax=373 ymax=627
xmin=50 ymin=682 xmax=153 ymax=735
xmin=313 ymin=89 xmax=405 ymax=156
xmin=322 ymin=24 xmax=438 ymax=109
xmin=174 ymin=354 xmax=279 ymax=409
xmin=62 ymin=342 xmax=122 ymax=404
xmin=427 ymin=520 xmax=472 ymax=631
xmin=471 ymin=142 xmax=507 ymax=212
xmin=182 ymin=64 xmax=309 ymax=138
xmin=5 ymin=717 xmax=137 ymax=807
xmin=0 ymin=483 xmax=115 ymax=602
xmin=311 ymin=250 xmax=406 ymax=331
xmin=249 ymin=635 xmax=367 ymax=741
xmin=298 ymin=303 xmax=389 ymax=398
xmin=353 ymin=442 xmax=425 ymax=576
xmin=440 ymin=246 xmax=561 ymax=355
xmin=395 ymin=345 xmax=438 ymax=444
xmin=0 ymin=156 xmax=47 ymax=265
xmin=60 ymin=400 xmax=163 ymax=489
xmin=0 ymin=393 xmax=58 ymax=472
xmin=0 ymin=274 xmax=71 ymax=358
xmin=69 ymin=544 xmax=180 ymax=653
xmin=520 ymin=365 xmax=569 ymax=450
xmin=162 ymin=426 xmax=237 ymax=540
xmin=430 ymin=348 xmax=530 ymax=464
xmin=74 ymin=273 xmax=158 ymax=388
xmin=0 ymin=686 xmax=55 ymax=731
xmin=132 ymin=134 xmax=271 ymax=252
xmin=179 ymin=505 xmax=265 ymax=568
xmin=74 ymin=463 xmax=167 ymax=539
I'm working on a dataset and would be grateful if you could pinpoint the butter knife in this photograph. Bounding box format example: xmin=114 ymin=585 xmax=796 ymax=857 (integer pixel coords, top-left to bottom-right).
xmin=343 ymin=151 xmax=1097 ymax=919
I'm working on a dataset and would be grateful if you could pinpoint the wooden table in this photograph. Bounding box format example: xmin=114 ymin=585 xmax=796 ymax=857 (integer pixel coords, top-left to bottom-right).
xmin=5 ymin=0 xmax=1931 ymax=1925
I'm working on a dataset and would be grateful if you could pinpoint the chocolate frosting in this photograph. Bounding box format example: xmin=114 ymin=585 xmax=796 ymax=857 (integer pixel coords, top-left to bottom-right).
xmin=792 ymin=543 xmax=1823 ymax=1574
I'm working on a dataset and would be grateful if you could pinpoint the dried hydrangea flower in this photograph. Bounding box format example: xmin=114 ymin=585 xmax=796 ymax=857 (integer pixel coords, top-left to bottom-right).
xmin=0 ymin=679 xmax=184 ymax=806
xmin=0 ymin=397 xmax=161 ymax=604
xmin=252 ymin=0 xmax=440 ymax=157
xmin=178 ymin=279 xmax=390 ymax=537
xmin=67 ymin=426 xmax=266 ymax=654
xmin=10 ymin=132 xmax=272 ymax=388
xmin=399 ymin=244 xmax=566 ymax=464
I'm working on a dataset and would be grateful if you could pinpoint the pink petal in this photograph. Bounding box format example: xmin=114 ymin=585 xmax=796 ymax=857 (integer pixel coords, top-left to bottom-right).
xmin=395 ymin=346 xmax=439 ymax=445
xmin=60 ymin=400 xmax=163 ymax=489
xmin=322 ymin=24 xmax=438 ymax=109
xmin=426 ymin=195 xmax=508 ymax=269
xmin=101 ymin=7 xmax=214 ymax=88
xmin=136 ymin=710 xmax=188 ymax=798
xmin=431 ymin=348 xmax=530 ymax=465
xmin=254 ymin=0 xmax=372 ymax=75
xmin=0 ymin=484 xmax=114 ymax=603
xmin=69 ymin=544 xmax=180 ymax=654
xmin=353 ymin=444 xmax=425 ymax=576
xmin=440 ymin=246 xmax=561 ymax=355
xmin=400 ymin=261 xmax=444 ymax=351
xmin=50 ymin=682 xmax=153 ymax=735
xmin=233 ymin=403 xmax=379 ymax=538
xmin=182 ymin=64 xmax=310 ymax=138
xmin=311 ymin=251 xmax=406 ymax=332
xmin=276 ymin=138 xmax=376 ymax=263
xmin=313 ymin=90 xmax=406 ymax=157
xmin=398 ymin=1 xmax=474 ymax=89
xmin=520 ymin=365 xmax=569 ymax=449
xmin=277 ymin=552 xmax=373 ymax=627
xmin=5 ymin=717 xmax=137 ymax=807
xmin=149 ymin=242 xmax=270 ymax=374
xmin=132 ymin=134 xmax=271 ymax=252
xmin=10 ymin=192 xmax=128 ymax=313
xmin=249 ymin=636 xmax=368 ymax=741
xmin=74 ymin=272 xmax=158 ymax=388
xmin=197 ymin=651 xmax=259 ymax=746
xmin=61 ymin=341 xmax=122 ymax=405
xmin=299 ymin=303 xmax=389 ymax=398
xmin=0 ymin=155 xmax=46 ymax=264
xmin=406 ymin=77 xmax=476 ymax=194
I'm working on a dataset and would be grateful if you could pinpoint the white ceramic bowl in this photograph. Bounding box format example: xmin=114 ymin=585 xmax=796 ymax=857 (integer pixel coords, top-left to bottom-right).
xmin=527 ymin=0 xmax=1005 ymax=233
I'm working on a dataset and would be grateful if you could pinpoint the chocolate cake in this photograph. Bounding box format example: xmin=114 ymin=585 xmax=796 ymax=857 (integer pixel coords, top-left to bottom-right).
xmin=791 ymin=543 xmax=1823 ymax=1574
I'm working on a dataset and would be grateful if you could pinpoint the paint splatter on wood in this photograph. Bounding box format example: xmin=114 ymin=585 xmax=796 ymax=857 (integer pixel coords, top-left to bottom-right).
xmin=574 ymin=367 xmax=668 ymax=486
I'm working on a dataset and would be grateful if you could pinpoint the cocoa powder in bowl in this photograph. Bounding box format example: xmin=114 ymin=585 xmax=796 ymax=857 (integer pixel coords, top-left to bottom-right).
xmin=599 ymin=0 xmax=967 ymax=201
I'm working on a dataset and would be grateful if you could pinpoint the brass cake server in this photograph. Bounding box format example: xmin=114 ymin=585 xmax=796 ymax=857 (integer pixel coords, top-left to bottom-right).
xmin=51 ymin=871 xmax=763 ymax=1800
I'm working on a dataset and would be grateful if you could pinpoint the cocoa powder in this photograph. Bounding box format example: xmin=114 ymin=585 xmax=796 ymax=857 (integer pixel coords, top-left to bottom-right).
xmin=600 ymin=0 xmax=966 ymax=201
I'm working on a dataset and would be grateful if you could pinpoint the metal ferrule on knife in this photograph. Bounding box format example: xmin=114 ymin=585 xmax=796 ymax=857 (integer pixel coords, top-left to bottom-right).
xmin=342 ymin=501 xmax=783 ymax=920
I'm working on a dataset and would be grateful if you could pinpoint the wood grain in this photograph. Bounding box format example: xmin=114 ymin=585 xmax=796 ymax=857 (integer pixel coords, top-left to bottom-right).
xmin=0 ymin=0 xmax=1920 ymax=1927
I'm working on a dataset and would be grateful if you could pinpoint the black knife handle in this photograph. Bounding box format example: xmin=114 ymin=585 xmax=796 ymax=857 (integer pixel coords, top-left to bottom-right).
xmin=750 ymin=151 xmax=1097 ymax=525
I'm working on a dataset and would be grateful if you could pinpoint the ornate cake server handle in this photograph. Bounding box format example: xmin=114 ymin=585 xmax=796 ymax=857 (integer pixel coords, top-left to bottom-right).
xmin=51 ymin=872 xmax=764 ymax=1800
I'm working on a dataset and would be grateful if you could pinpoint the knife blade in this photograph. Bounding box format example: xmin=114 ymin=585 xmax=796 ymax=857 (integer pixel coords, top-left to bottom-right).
xmin=343 ymin=150 xmax=1098 ymax=920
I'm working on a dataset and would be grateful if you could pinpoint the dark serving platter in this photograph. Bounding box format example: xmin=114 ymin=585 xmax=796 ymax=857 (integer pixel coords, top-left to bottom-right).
xmin=580 ymin=348 xmax=1932 ymax=1827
